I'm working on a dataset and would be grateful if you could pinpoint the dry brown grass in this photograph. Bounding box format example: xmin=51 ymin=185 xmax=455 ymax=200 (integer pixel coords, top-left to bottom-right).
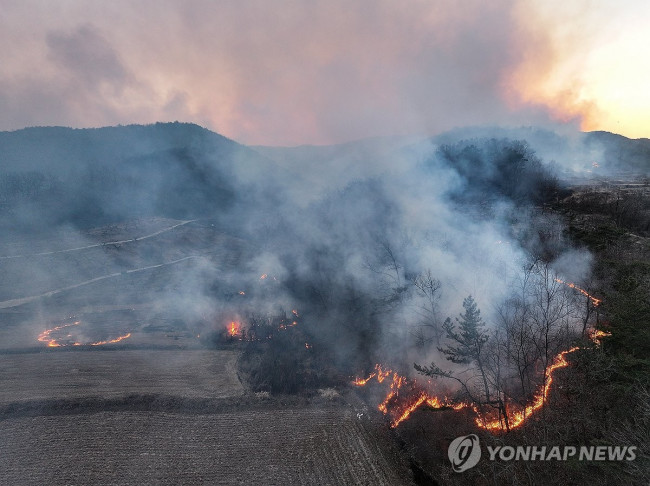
xmin=0 ymin=348 xmax=414 ymax=485
xmin=0 ymin=350 xmax=243 ymax=405
xmin=0 ymin=407 xmax=411 ymax=485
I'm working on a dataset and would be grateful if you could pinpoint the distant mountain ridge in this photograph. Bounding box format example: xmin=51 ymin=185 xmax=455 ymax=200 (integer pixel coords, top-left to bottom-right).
xmin=253 ymin=126 xmax=650 ymax=181
xmin=1 ymin=122 xmax=648 ymax=231
xmin=430 ymin=126 xmax=650 ymax=175
xmin=583 ymin=130 xmax=650 ymax=173
xmin=0 ymin=122 xmax=239 ymax=173
xmin=0 ymin=122 xmax=276 ymax=229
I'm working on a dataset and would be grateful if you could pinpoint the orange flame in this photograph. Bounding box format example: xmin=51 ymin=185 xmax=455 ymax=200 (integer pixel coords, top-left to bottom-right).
xmin=352 ymin=280 xmax=605 ymax=431
xmin=392 ymin=393 xmax=428 ymax=428
xmin=353 ymin=372 xmax=377 ymax=386
xmin=378 ymin=373 xmax=405 ymax=414
xmin=555 ymin=278 xmax=601 ymax=307
xmin=353 ymin=364 xmax=392 ymax=387
xmin=477 ymin=328 xmax=611 ymax=431
xmin=353 ymin=325 xmax=608 ymax=431
xmin=38 ymin=321 xmax=81 ymax=347
xmin=352 ymin=366 xmax=472 ymax=428
xmin=89 ymin=333 xmax=132 ymax=346
xmin=589 ymin=328 xmax=611 ymax=347
xmin=38 ymin=320 xmax=131 ymax=347
xmin=376 ymin=365 xmax=392 ymax=383
xmin=477 ymin=345 xmax=579 ymax=431
xmin=228 ymin=321 xmax=241 ymax=337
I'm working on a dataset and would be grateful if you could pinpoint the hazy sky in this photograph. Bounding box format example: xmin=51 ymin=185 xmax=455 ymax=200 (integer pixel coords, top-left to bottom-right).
xmin=1 ymin=0 xmax=648 ymax=145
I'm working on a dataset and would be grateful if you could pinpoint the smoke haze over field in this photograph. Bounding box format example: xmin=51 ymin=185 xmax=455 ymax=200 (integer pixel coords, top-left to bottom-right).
xmin=1 ymin=1 xmax=649 ymax=144
xmin=0 ymin=123 xmax=602 ymax=378
xmin=1 ymin=4 xmax=649 ymax=483
xmin=0 ymin=0 xmax=644 ymax=405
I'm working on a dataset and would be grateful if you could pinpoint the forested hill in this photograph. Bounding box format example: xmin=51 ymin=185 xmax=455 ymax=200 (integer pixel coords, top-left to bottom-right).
xmin=584 ymin=130 xmax=650 ymax=173
xmin=0 ymin=123 xmax=276 ymax=229
xmin=429 ymin=126 xmax=650 ymax=175
xmin=2 ymin=122 xmax=648 ymax=233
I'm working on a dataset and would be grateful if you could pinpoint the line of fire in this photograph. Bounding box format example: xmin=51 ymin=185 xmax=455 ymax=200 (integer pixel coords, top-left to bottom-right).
xmin=35 ymin=272 xmax=607 ymax=436
xmin=38 ymin=320 xmax=132 ymax=347
xmin=352 ymin=280 xmax=609 ymax=433
xmin=36 ymin=274 xmax=307 ymax=349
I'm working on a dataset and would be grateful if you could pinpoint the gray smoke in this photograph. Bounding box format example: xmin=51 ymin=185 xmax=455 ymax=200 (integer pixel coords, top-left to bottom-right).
xmin=0 ymin=123 xmax=605 ymax=377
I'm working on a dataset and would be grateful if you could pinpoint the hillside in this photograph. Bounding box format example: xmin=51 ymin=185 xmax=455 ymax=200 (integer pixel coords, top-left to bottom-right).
xmin=0 ymin=123 xmax=278 ymax=229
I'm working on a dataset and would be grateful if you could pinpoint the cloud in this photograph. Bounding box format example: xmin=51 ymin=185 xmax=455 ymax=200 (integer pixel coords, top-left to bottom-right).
xmin=46 ymin=25 xmax=131 ymax=92
xmin=504 ymin=0 xmax=650 ymax=138
xmin=0 ymin=0 xmax=646 ymax=143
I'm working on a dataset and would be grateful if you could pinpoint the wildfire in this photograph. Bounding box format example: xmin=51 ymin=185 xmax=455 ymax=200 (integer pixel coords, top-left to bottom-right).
xmin=353 ymin=364 xmax=393 ymax=387
xmin=353 ymin=328 xmax=610 ymax=432
xmin=260 ymin=274 xmax=267 ymax=280
xmin=476 ymin=328 xmax=610 ymax=431
xmin=555 ymin=278 xmax=601 ymax=307
xmin=477 ymin=345 xmax=579 ymax=431
xmin=38 ymin=320 xmax=132 ymax=347
xmin=377 ymin=366 xmax=392 ymax=382
xmin=378 ymin=373 xmax=405 ymax=414
xmin=589 ymin=328 xmax=611 ymax=347
xmin=228 ymin=321 xmax=241 ymax=337
xmin=279 ymin=320 xmax=298 ymax=330
xmin=89 ymin=333 xmax=132 ymax=346
xmin=392 ymin=394 xmax=428 ymax=428
xmin=353 ymin=364 xmax=468 ymax=427
xmin=353 ymin=372 xmax=377 ymax=386
xmin=38 ymin=321 xmax=81 ymax=347
xmin=220 ymin=308 xmax=302 ymax=341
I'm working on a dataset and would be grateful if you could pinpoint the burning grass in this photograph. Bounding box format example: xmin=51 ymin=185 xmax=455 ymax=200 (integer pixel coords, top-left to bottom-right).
xmin=37 ymin=319 xmax=132 ymax=347
xmin=353 ymin=327 xmax=611 ymax=433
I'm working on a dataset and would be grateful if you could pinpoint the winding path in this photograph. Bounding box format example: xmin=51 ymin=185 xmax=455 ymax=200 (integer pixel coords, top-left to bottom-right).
xmin=0 ymin=256 xmax=198 ymax=310
xmin=0 ymin=220 xmax=196 ymax=260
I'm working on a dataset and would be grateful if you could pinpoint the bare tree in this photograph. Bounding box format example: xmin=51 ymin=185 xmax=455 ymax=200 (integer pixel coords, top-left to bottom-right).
xmin=413 ymin=269 xmax=442 ymax=345
xmin=496 ymin=266 xmax=538 ymax=404
xmin=528 ymin=262 xmax=575 ymax=409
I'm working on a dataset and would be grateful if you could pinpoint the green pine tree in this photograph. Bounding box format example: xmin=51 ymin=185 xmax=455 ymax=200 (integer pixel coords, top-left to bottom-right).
xmin=415 ymin=295 xmax=492 ymax=405
xmin=439 ymin=295 xmax=489 ymax=364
